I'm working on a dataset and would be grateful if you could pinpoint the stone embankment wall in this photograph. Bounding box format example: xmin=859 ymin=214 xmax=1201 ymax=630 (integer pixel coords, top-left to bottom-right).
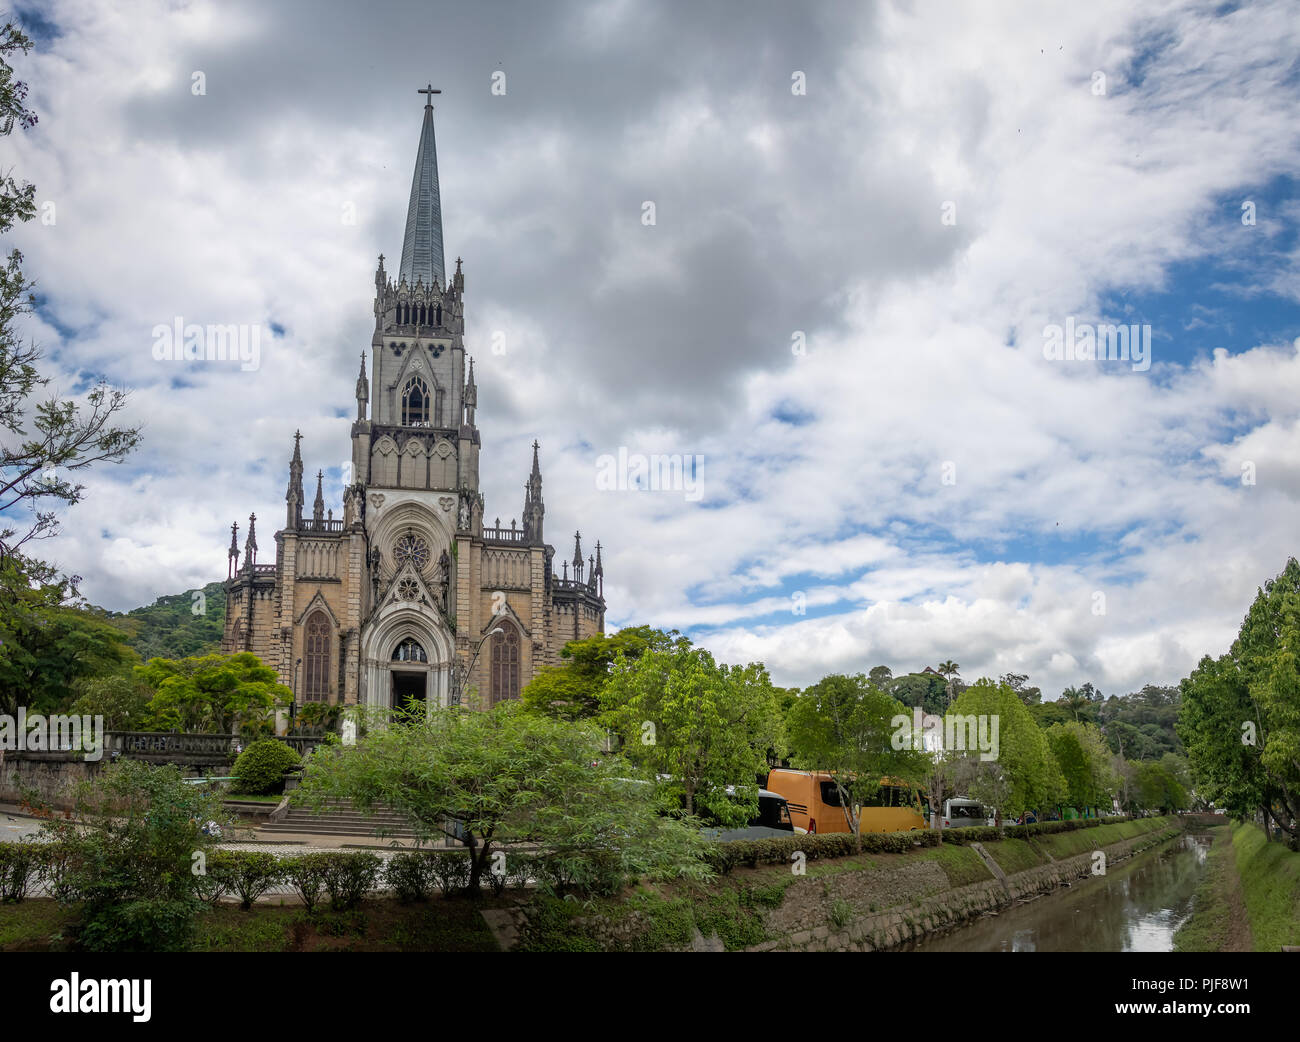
xmin=0 ymin=754 xmax=102 ymax=810
xmin=751 ymin=825 xmax=1181 ymax=952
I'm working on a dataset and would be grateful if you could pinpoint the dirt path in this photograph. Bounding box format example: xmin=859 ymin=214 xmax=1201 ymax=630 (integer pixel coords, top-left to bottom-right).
xmin=1219 ymin=828 xmax=1253 ymax=952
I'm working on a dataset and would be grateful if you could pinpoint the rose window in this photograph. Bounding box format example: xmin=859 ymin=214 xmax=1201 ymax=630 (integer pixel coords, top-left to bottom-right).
xmin=397 ymin=577 xmax=420 ymax=600
xmin=393 ymin=532 xmax=430 ymax=571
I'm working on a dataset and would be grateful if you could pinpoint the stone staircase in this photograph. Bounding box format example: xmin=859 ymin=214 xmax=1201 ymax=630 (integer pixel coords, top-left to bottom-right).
xmin=260 ymin=798 xmax=423 ymax=840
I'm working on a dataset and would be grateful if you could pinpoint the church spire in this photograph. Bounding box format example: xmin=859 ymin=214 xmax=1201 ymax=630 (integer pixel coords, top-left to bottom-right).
xmin=242 ymin=513 xmax=258 ymax=570
xmin=313 ymin=470 xmax=325 ymax=524
xmin=227 ymin=521 xmax=239 ymax=579
xmin=285 ymin=430 xmax=304 ymax=528
xmin=524 ymin=440 xmax=544 ymax=542
xmin=355 ymin=353 xmax=369 ymax=421
xmin=464 ymin=357 xmax=477 ymax=426
xmin=399 ymin=85 xmax=446 ymax=290
xmin=572 ymin=530 xmax=584 ymax=583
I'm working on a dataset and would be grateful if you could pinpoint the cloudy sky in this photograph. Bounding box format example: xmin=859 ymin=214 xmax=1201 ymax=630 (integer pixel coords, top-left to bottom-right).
xmin=5 ymin=0 xmax=1300 ymax=697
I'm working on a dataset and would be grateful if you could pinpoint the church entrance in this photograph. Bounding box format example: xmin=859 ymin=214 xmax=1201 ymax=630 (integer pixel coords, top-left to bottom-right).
xmin=391 ymin=670 xmax=426 ymax=709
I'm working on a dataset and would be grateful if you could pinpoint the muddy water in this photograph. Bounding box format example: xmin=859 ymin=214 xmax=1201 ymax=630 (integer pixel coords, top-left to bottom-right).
xmin=907 ymin=831 xmax=1213 ymax=952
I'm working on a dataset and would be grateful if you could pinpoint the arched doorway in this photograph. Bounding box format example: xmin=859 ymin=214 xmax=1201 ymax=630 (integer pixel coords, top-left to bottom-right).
xmin=391 ymin=636 xmax=429 ymax=708
xmin=359 ymin=606 xmax=453 ymax=712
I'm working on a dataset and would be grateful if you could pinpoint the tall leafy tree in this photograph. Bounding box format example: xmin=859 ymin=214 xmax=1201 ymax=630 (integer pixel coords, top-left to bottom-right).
xmin=520 ymin=625 xmax=679 ymax=720
xmin=949 ymin=679 xmax=1066 ymax=822
xmin=0 ymin=559 xmax=135 ymax=715
xmin=139 ymin=652 xmax=288 ymax=735
xmin=1046 ymin=721 xmax=1116 ymax=812
xmin=297 ymin=702 xmax=712 ymax=894
xmin=1180 ymin=559 xmax=1300 ymax=841
xmin=785 ymin=673 xmax=929 ymax=851
xmin=600 ymin=641 xmax=784 ymax=826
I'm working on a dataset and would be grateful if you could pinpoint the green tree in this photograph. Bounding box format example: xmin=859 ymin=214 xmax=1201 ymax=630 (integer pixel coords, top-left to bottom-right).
xmin=296 ymin=701 xmax=712 ymax=894
xmin=1179 ymin=559 xmax=1300 ymax=841
xmin=68 ymin=672 xmax=153 ymax=730
xmin=1046 ymin=721 xmax=1116 ymax=812
xmin=785 ymin=673 xmax=929 ymax=851
xmin=936 ymin=660 xmax=961 ymax=707
xmin=1000 ymin=672 xmax=1042 ymax=706
xmin=39 ymin=759 xmax=228 ymax=951
xmin=949 ymin=679 xmax=1067 ymax=822
xmin=520 ymin=625 xmax=678 ymax=720
xmin=139 ymin=651 xmax=288 ymax=734
xmin=600 ymin=642 xmax=784 ymax=827
xmin=0 ymin=558 xmax=136 ymax=715
xmin=1058 ymin=685 xmax=1096 ymax=723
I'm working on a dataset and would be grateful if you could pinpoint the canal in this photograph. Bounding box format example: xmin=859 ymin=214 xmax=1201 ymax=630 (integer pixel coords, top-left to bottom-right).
xmin=907 ymin=830 xmax=1214 ymax=952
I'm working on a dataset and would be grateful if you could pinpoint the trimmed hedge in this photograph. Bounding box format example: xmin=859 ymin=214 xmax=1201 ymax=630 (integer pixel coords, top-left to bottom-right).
xmin=211 ymin=850 xmax=283 ymax=910
xmin=706 ymin=829 xmax=940 ymax=874
xmin=943 ymin=816 xmax=1138 ymax=844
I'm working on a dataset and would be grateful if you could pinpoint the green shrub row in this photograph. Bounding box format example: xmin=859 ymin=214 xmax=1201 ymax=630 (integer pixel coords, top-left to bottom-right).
xmin=706 ymin=829 xmax=940 ymax=874
xmin=0 ymin=842 xmax=613 ymax=908
xmin=941 ymin=816 xmax=1139 ymax=844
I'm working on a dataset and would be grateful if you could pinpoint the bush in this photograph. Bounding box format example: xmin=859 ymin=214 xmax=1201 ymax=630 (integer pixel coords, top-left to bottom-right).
xmin=427 ymin=850 xmax=470 ymax=896
xmin=211 ymin=850 xmax=283 ymax=910
xmin=507 ymin=853 xmax=538 ymax=891
xmin=232 ymin=739 xmax=301 ymax=795
xmin=281 ymin=852 xmax=332 ymax=913
xmin=321 ymin=851 xmax=381 ymax=910
xmin=78 ymin=898 xmax=198 ymax=953
xmin=40 ymin=840 xmax=84 ymax=904
xmin=385 ymin=851 xmax=434 ymax=903
xmin=192 ymin=851 xmax=230 ymax=905
xmin=531 ymin=849 xmax=624 ymax=897
xmin=0 ymin=840 xmax=42 ymax=902
xmin=39 ymin=760 xmax=226 ymax=952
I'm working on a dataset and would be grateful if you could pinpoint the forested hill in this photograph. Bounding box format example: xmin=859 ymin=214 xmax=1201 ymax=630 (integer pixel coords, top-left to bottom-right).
xmin=97 ymin=581 xmax=226 ymax=661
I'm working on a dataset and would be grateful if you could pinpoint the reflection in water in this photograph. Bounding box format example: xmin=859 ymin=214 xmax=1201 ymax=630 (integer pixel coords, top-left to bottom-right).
xmin=908 ymin=831 xmax=1213 ymax=952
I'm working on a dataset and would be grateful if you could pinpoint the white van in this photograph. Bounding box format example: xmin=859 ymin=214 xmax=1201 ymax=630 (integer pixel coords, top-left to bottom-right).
xmin=942 ymin=797 xmax=992 ymax=828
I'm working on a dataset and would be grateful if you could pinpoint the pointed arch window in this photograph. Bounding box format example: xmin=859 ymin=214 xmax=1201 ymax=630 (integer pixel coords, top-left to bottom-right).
xmin=490 ymin=623 xmax=521 ymax=705
xmin=402 ymin=376 xmax=430 ymax=425
xmin=304 ymin=611 xmax=331 ymax=702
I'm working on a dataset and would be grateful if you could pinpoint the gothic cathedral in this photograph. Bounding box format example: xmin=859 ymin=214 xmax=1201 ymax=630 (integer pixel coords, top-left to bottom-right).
xmin=221 ymin=90 xmax=607 ymax=710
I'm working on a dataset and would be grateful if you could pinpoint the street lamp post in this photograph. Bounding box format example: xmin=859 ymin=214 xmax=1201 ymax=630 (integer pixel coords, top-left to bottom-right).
xmin=452 ymin=626 xmax=503 ymax=708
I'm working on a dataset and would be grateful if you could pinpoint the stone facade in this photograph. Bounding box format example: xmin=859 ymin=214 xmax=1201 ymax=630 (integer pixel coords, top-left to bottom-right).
xmin=221 ymin=94 xmax=605 ymax=710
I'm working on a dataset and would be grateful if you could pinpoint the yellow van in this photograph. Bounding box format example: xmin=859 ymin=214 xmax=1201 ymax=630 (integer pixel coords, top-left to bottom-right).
xmin=765 ymin=769 xmax=928 ymax=834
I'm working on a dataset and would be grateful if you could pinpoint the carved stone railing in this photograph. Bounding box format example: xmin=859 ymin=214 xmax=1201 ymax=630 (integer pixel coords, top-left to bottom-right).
xmin=101 ymin=732 xmax=326 ymax=764
xmin=299 ymin=519 xmax=345 ymax=534
xmin=551 ymin=578 xmax=598 ymax=595
xmin=483 ymin=520 xmax=528 ymax=544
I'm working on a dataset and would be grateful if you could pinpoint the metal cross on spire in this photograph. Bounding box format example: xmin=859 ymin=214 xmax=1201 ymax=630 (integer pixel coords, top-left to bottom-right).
xmin=418 ymin=84 xmax=441 ymax=108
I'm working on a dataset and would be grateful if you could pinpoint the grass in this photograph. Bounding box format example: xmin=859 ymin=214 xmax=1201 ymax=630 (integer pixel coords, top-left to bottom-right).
xmin=1232 ymin=821 xmax=1300 ymax=953
xmin=985 ymin=837 xmax=1045 ymax=875
xmin=223 ymin=793 xmax=286 ymax=804
xmin=1174 ymin=826 xmax=1241 ymax=952
xmin=0 ymin=900 xmax=76 ymax=951
xmin=916 ymin=843 xmax=994 ymax=887
xmin=1032 ymin=816 xmax=1172 ymax=860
